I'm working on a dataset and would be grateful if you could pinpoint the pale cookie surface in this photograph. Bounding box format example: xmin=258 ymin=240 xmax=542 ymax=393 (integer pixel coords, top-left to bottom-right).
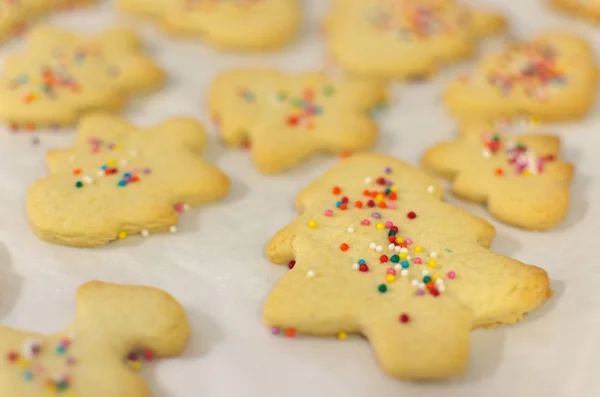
xmin=548 ymin=0 xmax=600 ymax=23
xmin=0 ymin=26 xmax=164 ymax=129
xmin=422 ymin=122 xmax=574 ymax=230
xmin=27 ymin=114 xmax=230 ymax=247
xmin=0 ymin=0 xmax=96 ymax=45
xmin=0 ymin=281 xmax=189 ymax=397
xmin=117 ymin=0 xmax=302 ymax=51
xmin=264 ymin=153 xmax=551 ymax=380
xmin=208 ymin=68 xmax=387 ymax=174
xmin=444 ymin=31 xmax=598 ymax=123
xmin=325 ymin=0 xmax=505 ymax=80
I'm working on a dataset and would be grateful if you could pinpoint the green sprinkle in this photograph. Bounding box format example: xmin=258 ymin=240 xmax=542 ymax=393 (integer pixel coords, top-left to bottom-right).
xmin=390 ymin=254 xmax=400 ymax=263
xmin=75 ymin=181 xmax=83 ymax=188
xmin=378 ymin=284 xmax=387 ymax=293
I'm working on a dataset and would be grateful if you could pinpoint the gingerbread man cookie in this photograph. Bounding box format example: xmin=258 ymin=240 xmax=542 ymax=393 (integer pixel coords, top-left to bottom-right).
xmin=444 ymin=32 xmax=598 ymax=123
xmin=208 ymin=68 xmax=387 ymax=173
xmin=324 ymin=0 xmax=505 ymax=80
xmin=547 ymin=0 xmax=600 ymax=23
xmin=0 ymin=0 xmax=96 ymax=45
xmin=0 ymin=281 xmax=189 ymax=397
xmin=0 ymin=26 xmax=164 ymax=129
xmin=27 ymin=114 xmax=230 ymax=247
xmin=117 ymin=0 xmax=302 ymax=51
xmin=264 ymin=153 xmax=551 ymax=380
xmin=422 ymin=122 xmax=574 ymax=230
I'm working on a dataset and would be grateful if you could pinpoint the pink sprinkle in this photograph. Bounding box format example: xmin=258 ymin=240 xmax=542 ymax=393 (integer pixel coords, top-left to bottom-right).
xmin=447 ymin=271 xmax=456 ymax=279
xmin=271 ymin=327 xmax=280 ymax=335
xmin=404 ymin=238 xmax=412 ymax=245
xmin=413 ymin=257 xmax=422 ymax=264
xmin=324 ymin=209 xmax=333 ymax=217
xmin=415 ymin=289 xmax=425 ymax=296
xmin=174 ymin=203 xmax=185 ymax=213
xmin=386 ymin=268 xmax=396 ymax=275
xmin=361 ymin=219 xmax=370 ymax=226
xmin=91 ymin=147 xmax=99 ymax=154
xmin=387 ymin=202 xmax=396 ymax=209
xmin=384 ymin=221 xmax=393 ymax=229
xmin=129 ymin=166 xmax=138 ymax=173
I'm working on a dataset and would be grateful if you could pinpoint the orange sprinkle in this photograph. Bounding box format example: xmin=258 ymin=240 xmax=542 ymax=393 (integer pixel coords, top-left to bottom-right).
xmin=339 ymin=203 xmax=348 ymax=210
xmin=72 ymin=168 xmax=82 ymax=175
xmin=362 ymin=190 xmax=370 ymax=197
xmin=340 ymin=243 xmax=349 ymax=252
xmin=285 ymin=328 xmax=296 ymax=338
xmin=378 ymin=202 xmax=387 ymax=209
xmin=355 ymin=200 xmax=363 ymax=209
xmin=340 ymin=151 xmax=350 ymax=159
xmin=495 ymin=168 xmax=504 ymax=176
xmin=389 ymin=192 xmax=397 ymax=200
xmin=332 ymin=186 xmax=341 ymax=195
xmin=426 ymin=282 xmax=435 ymax=290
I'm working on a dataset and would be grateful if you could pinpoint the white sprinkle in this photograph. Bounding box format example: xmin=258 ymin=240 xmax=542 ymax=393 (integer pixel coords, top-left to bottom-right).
xmin=436 ymin=278 xmax=444 ymax=286
xmin=400 ymin=269 xmax=409 ymax=277
xmin=68 ymin=155 xmax=75 ymax=162
xmin=394 ymin=246 xmax=401 ymax=253
xmin=411 ymin=279 xmax=418 ymax=286
xmin=406 ymin=255 xmax=412 ymax=260
xmin=438 ymin=285 xmax=446 ymax=292
xmin=307 ymin=270 xmax=316 ymax=278
xmin=376 ymin=245 xmax=383 ymax=252
xmin=352 ymin=263 xmax=359 ymax=270
xmin=422 ymin=269 xmax=429 ymax=276
xmin=427 ymin=185 xmax=435 ymax=193
xmin=120 ymin=159 xmax=128 ymax=166
xmin=169 ymin=226 xmax=177 ymax=233
xmin=141 ymin=230 xmax=149 ymax=237
xmin=83 ymin=176 xmax=93 ymax=184
xmin=387 ymin=243 xmax=395 ymax=251
xmin=96 ymin=170 xmax=104 ymax=177
xmin=481 ymin=149 xmax=491 ymax=158
xmin=430 ymin=252 xmax=438 ymax=259
xmin=369 ymin=242 xmax=376 ymax=250
xmin=418 ymin=282 xmax=426 ymax=289
xmin=364 ymin=177 xmax=372 ymax=184
xmin=400 ymin=247 xmax=408 ymax=253
xmin=394 ymin=264 xmax=402 ymax=271
xmin=347 ymin=227 xmax=354 ymax=233
xmin=184 ymin=204 xmax=190 ymax=211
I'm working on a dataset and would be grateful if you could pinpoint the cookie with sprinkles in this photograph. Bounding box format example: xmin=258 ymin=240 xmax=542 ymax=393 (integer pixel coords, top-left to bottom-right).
xmin=264 ymin=153 xmax=551 ymax=380
xmin=444 ymin=32 xmax=598 ymax=123
xmin=26 ymin=114 xmax=230 ymax=247
xmin=0 ymin=26 xmax=165 ymax=129
xmin=208 ymin=68 xmax=387 ymax=173
xmin=0 ymin=281 xmax=189 ymax=397
xmin=117 ymin=0 xmax=302 ymax=51
xmin=0 ymin=0 xmax=96 ymax=45
xmin=547 ymin=0 xmax=600 ymax=23
xmin=422 ymin=122 xmax=574 ymax=230
xmin=324 ymin=0 xmax=505 ymax=80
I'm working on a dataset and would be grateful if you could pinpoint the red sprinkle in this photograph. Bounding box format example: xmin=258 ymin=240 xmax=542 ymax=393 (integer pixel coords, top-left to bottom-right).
xmin=359 ymin=264 xmax=369 ymax=272
xmin=367 ymin=200 xmax=375 ymax=208
xmin=143 ymin=350 xmax=154 ymax=361
xmin=288 ymin=260 xmax=296 ymax=270
xmin=407 ymin=211 xmax=417 ymax=220
xmin=379 ymin=255 xmax=388 ymax=263
xmin=430 ymin=288 xmax=440 ymax=297
xmin=7 ymin=352 xmax=19 ymax=362
xmin=399 ymin=313 xmax=410 ymax=323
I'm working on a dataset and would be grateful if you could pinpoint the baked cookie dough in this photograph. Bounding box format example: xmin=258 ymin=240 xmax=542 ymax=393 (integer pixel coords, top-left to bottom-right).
xmin=548 ymin=0 xmax=600 ymax=23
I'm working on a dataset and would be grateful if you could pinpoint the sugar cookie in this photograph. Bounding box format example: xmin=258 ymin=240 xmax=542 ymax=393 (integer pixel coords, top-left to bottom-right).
xmin=117 ymin=0 xmax=302 ymax=51
xmin=27 ymin=114 xmax=230 ymax=247
xmin=264 ymin=153 xmax=551 ymax=380
xmin=0 ymin=26 xmax=164 ymax=129
xmin=547 ymin=0 xmax=600 ymax=23
xmin=325 ymin=0 xmax=505 ymax=80
xmin=422 ymin=122 xmax=574 ymax=230
xmin=444 ymin=32 xmax=598 ymax=123
xmin=208 ymin=68 xmax=387 ymax=173
xmin=0 ymin=281 xmax=189 ymax=396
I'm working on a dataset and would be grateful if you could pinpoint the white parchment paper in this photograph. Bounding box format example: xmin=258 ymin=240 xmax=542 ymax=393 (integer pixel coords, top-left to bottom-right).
xmin=0 ymin=0 xmax=598 ymax=396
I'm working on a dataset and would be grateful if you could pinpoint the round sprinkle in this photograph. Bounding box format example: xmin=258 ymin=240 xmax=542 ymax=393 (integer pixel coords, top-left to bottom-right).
xmin=332 ymin=186 xmax=341 ymax=195
xmin=337 ymin=331 xmax=348 ymax=340
xmin=364 ymin=177 xmax=372 ymax=184
xmin=118 ymin=231 xmax=127 ymax=239
xmin=340 ymin=243 xmax=349 ymax=252
xmin=427 ymin=185 xmax=435 ymax=193
xmin=361 ymin=219 xmax=371 ymax=226
xmin=359 ymin=264 xmax=369 ymax=272
xmin=352 ymin=263 xmax=359 ymax=270
xmin=385 ymin=167 xmax=392 ymax=174
xmin=285 ymin=328 xmax=296 ymax=338
xmin=372 ymin=212 xmax=381 ymax=219
xmin=385 ymin=221 xmax=393 ymax=229
xmin=380 ymin=255 xmax=389 ymax=263
xmin=347 ymin=226 xmax=354 ymax=233
xmin=413 ymin=257 xmax=422 ymax=264
xmin=68 ymin=155 xmax=75 ymax=162
xmin=288 ymin=260 xmax=296 ymax=269
xmin=83 ymin=176 xmax=93 ymax=184
xmin=411 ymin=279 xmax=418 ymax=286
xmin=307 ymin=270 xmax=316 ymax=278
xmin=407 ymin=211 xmax=417 ymax=220
xmin=430 ymin=252 xmax=438 ymax=258
xmin=369 ymin=242 xmax=376 ymax=249
xmin=324 ymin=209 xmax=333 ymax=217
xmin=378 ymin=284 xmax=387 ymax=293
xmin=399 ymin=313 xmax=410 ymax=323
xmin=376 ymin=223 xmax=384 ymax=230
xmin=74 ymin=181 xmax=83 ymax=188
xmin=386 ymin=274 xmax=396 ymax=283
xmin=387 ymin=243 xmax=395 ymax=251
xmin=271 ymin=327 xmax=280 ymax=335
xmin=400 ymin=269 xmax=409 ymax=277
xmin=375 ymin=245 xmax=383 ymax=252
xmin=308 ymin=220 xmax=317 ymax=228
xmin=141 ymin=230 xmax=149 ymax=237
xmin=416 ymin=289 xmax=425 ymax=296
xmin=386 ymin=268 xmax=396 ymax=275
xmin=447 ymin=271 xmax=456 ymax=279
xmin=169 ymin=226 xmax=177 ymax=233
xmin=428 ymin=260 xmax=436 ymax=268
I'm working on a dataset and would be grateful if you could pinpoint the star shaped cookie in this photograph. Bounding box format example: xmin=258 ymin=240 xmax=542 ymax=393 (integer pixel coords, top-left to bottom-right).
xmin=117 ymin=0 xmax=302 ymax=51
xmin=422 ymin=122 xmax=574 ymax=230
xmin=325 ymin=0 xmax=506 ymax=80
xmin=0 ymin=281 xmax=189 ymax=397
xmin=0 ymin=26 xmax=165 ymax=129
xmin=208 ymin=68 xmax=387 ymax=173
xmin=264 ymin=153 xmax=551 ymax=379
xmin=444 ymin=31 xmax=598 ymax=123
xmin=27 ymin=114 xmax=230 ymax=247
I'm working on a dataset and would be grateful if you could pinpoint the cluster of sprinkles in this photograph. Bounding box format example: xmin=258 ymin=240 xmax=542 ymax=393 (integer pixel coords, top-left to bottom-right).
xmin=6 ymin=335 xmax=76 ymax=393
xmin=124 ymin=349 xmax=154 ymax=371
xmin=482 ymin=131 xmax=555 ymax=176
xmin=486 ymin=43 xmax=567 ymax=99
xmin=273 ymin=166 xmax=448 ymax=340
xmin=366 ymin=0 xmax=469 ymax=40
xmin=9 ymin=44 xmax=120 ymax=105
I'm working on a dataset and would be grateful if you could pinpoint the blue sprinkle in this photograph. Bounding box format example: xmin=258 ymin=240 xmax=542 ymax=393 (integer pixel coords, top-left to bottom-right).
xmin=401 ymin=261 xmax=409 ymax=269
xmin=358 ymin=259 xmax=366 ymax=265
xmin=22 ymin=370 xmax=33 ymax=381
xmin=56 ymin=345 xmax=66 ymax=355
xmin=123 ymin=172 xmax=131 ymax=178
xmin=117 ymin=180 xmax=127 ymax=187
xmin=101 ymin=165 xmax=107 ymax=170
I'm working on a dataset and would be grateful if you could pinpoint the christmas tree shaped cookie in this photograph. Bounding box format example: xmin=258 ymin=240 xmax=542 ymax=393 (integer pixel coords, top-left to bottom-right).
xmin=422 ymin=122 xmax=574 ymax=230
xmin=117 ymin=0 xmax=302 ymax=51
xmin=27 ymin=114 xmax=230 ymax=247
xmin=0 ymin=281 xmax=189 ymax=396
xmin=547 ymin=0 xmax=600 ymax=24
xmin=208 ymin=68 xmax=387 ymax=173
xmin=444 ymin=31 xmax=598 ymax=123
xmin=325 ymin=0 xmax=505 ymax=80
xmin=264 ymin=153 xmax=551 ymax=379
xmin=0 ymin=26 xmax=164 ymax=129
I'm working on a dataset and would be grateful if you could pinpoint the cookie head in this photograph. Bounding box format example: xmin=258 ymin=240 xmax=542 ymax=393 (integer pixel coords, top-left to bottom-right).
xmin=264 ymin=153 xmax=551 ymax=379
xmin=325 ymin=0 xmax=505 ymax=79
xmin=209 ymin=69 xmax=387 ymax=174
xmin=26 ymin=114 xmax=230 ymax=247
xmin=444 ymin=32 xmax=598 ymax=123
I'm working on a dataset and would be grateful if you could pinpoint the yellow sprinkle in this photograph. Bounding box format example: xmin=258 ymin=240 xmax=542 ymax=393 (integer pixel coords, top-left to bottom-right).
xmin=114 ymin=144 xmax=122 ymax=151
xmin=18 ymin=359 xmax=29 ymax=369
xmin=399 ymin=252 xmax=407 ymax=260
xmin=428 ymin=260 xmax=437 ymax=268
xmin=376 ymin=223 xmax=385 ymax=230
xmin=118 ymin=231 xmax=127 ymax=239
xmin=375 ymin=194 xmax=384 ymax=202
xmin=131 ymin=361 xmax=141 ymax=371
xmin=386 ymin=274 xmax=396 ymax=283
xmin=106 ymin=159 xmax=116 ymax=167
xmin=308 ymin=220 xmax=317 ymax=229
xmin=337 ymin=331 xmax=348 ymax=340
xmin=432 ymin=274 xmax=440 ymax=281
xmin=414 ymin=246 xmax=423 ymax=253
xmin=522 ymin=169 xmax=531 ymax=176
xmin=390 ymin=186 xmax=397 ymax=192
xmin=396 ymin=236 xmax=404 ymax=243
